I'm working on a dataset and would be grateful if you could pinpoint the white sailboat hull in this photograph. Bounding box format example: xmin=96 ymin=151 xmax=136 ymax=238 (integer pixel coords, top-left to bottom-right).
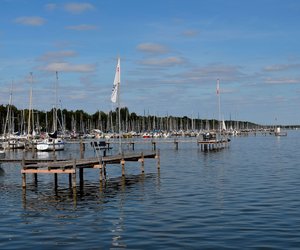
xmin=36 ymin=138 xmax=65 ymax=151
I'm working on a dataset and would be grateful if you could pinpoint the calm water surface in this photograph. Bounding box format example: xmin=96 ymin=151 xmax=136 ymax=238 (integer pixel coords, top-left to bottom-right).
xmin=0 ymin=131 xmax=300 ymax=249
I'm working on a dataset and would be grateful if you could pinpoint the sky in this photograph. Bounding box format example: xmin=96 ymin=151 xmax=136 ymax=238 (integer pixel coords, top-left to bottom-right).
xmin=1 ymin=0 xmax=300 ymax=125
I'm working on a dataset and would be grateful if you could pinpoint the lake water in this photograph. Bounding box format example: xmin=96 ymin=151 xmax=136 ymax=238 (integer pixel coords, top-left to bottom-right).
xmin=0 ymin=131 xmax=300 ymax=249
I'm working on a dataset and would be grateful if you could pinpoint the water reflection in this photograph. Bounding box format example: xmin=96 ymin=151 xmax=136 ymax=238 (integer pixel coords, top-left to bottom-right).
xmin=22 ymin=173 xmax=159 ymax=211
xmin=111 ymin=175 xmax=127 ymax=248
xmin=0 ymin=165 xmax=5 ymax=176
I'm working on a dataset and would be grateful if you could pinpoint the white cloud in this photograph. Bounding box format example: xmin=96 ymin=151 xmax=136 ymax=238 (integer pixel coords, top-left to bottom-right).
xmin=45 ymin=3 xmax=57 ymax=11
xmin=41 ymin=62 xmax=96 ymax=73
xmin=141 ymin=57 xmax=185 ymax=67
xmin=263 ymin=63 xmax=300 ymax=72
xmin=14 ymin=16 xmax=46 ymax=26
xmin=39 ymin=50 xmax=77 ymax=61
xmin=64 ymin=3 xmax=95 ymax=14
xmin=65 ymin=24 xmax=97 ymax=31
xmin=137 ymin=43 xmax=169 ymax=54
xmin=181 ymin=29 xmax=199 ymax=37
xmin=264 ymin=77 xmax=299 ymax=85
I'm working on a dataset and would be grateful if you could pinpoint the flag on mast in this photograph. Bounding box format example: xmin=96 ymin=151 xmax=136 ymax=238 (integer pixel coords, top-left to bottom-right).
xmin=111 ymin=57 xmax=120 ymax=103
xmin=216 ymin=78 xmax=220 ymax=95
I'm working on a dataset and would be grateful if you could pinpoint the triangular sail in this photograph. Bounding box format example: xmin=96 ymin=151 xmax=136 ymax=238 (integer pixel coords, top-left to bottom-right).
xmin=110 ymin=57 xmax=122 ymax=153
xmin=111 ymin=57 xmax=120 ymax=103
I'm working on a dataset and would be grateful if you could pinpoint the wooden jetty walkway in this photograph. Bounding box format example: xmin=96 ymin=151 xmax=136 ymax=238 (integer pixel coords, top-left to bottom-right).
xmin=103 ymin=138 xmax=230 ymax=151
xmin=197 ymin=139 xmax=230 ymax=151
xmin=19 ymin=150 xmax=160 ymax=189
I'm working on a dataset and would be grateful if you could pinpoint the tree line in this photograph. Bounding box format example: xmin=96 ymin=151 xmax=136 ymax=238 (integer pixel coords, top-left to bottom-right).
xmin=0 ymin=104 xmax=258 ymax=135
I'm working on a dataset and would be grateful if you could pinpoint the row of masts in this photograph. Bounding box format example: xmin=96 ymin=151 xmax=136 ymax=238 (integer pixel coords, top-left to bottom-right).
xmin=0 ymin=104 xmax=262 ymax=137
xmin=1 ymin=72 xmax=62 ymax=140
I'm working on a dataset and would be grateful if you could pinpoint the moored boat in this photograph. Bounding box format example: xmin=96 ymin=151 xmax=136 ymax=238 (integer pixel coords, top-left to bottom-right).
xmin=36 ymin=137 xmax=65 ymax=151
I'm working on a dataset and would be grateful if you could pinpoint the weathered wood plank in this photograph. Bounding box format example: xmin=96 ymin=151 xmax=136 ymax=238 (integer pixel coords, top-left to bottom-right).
xmin=21 ymin=169 xmax=75 ymax=174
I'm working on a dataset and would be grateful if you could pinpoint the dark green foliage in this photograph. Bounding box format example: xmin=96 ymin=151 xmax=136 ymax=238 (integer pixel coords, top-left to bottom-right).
xmin=0 ymin=105 xmax=264 ymax=134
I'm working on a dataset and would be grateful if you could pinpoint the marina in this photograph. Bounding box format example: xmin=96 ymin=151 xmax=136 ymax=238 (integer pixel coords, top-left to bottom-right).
xmin=1 ymin=1 xmax=299 ymax=249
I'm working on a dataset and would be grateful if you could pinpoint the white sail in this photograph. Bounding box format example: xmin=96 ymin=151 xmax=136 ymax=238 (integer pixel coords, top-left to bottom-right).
xmin=222 ymin=119 xmax=227 ymax=131
xmin=111 ymin=57 xmax=120 ymax=103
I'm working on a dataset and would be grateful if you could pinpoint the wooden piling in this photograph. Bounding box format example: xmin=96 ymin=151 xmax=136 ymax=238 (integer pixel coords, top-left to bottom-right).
xmin=72 ymin=159 xmax=76 ymax=189
xmin=103 ymin=162 xmax=107 ymax=180
xmin=79 ymin=168 xmax=84 ymax=187
xmin=156 ymin=149 xmax=160 ymax=169
xmin=80 ymin=139 xmax=85 ymax=159
xmin=54 ymin=173 xmax=58 ymax=187
xmin=22 ymin=156 xmax=26 ymax=188
xmin=52 ymin=140 xmax=56 ymax=157
xmin=69 ymin=173 xmax=72 ymax=187
xmin=130 ymin=142 xmax=135 ymax=150
xmin=121 ymin=159 xmax=125 ymax=176
xmin=139 ymin=152 xmax=145 ymax=173
xmin=34 ymin=173 xmax=37 ymax=183
xmin=152 ymin=141 xmax=156 ymax=151
xmin=31 ymin=141 xmax=35 ymax=159
xmin=174 ymin=139 xmax=179 ymax=150
xmin=99 ymin=165 xmax=103 ymax=182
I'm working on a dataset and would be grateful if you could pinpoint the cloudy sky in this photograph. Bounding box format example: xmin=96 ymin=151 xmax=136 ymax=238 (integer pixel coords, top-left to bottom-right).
xmin=1 ymin=0 xmax=300 ymax=125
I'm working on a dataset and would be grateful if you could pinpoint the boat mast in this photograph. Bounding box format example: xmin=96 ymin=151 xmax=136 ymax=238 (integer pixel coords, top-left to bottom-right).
xmin=53 ymin=71 xmax=58 ymax=132
xmin=117 ymin=57 xmax=122 ymax=154
xmin=4 ymin=80 xmax=13 ymax=138
xmin=27 ymin=73 xmax=33 ymax=138
xmin=217 ymin=79 xmax=221 ymax=138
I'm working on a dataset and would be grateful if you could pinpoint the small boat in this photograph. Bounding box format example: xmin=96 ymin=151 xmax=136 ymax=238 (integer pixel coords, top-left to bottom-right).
xmin=142 ymin=132 xmax=151 ymax=138
xmin=2 ymin=138 xmax=26 ymax=150
xmin=36 ymin=137 xmax=65 ymax=151
xmin=0 ymin=148 xmax=5 ymax=158
xmin=274 ymin=127 xmax=287 ymax=136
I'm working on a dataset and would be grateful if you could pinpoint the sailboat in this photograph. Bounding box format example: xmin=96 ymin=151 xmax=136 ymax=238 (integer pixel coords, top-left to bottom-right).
xmin=111 ymin=57 xmax=122 ymax=153
xmin=36 ymin=132 xmax=65 ymax=151
xmin=36 ymin=72 xmax=65 ymax=151
xmin=1 ymin=81 xmax=26 ymax=150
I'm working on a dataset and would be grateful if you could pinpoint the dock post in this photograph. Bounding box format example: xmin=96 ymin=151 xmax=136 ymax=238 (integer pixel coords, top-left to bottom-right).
xmin=69 ymin=173 xmax=72 ymax=187
xmin=99 ymin=165 xmax=103 ymax=182
xmin=79 ymin=168 xmax=84 ymax=188
xmin=174 ymin=139 xmax=178 ymax=150
xmin=132 ymin=142 xmax=135 ymax=150
xmin=31 ymin=140 xmax=35 ymax=159
xmin=33 ymin=173 xmax=38 ymax=185
xmin=52 ymin=140 xmax=56 ymax=157
xmin=152 ymin=141 xmax=156 ymax=151
xmin=80 ymin=139 xmax=84 ymax=159
xmin=21 ymin=156 xmax=26 ymax=189
xmin=72 ymin=159 xmax=76 ymax=189
xmin=22 ymin=172 xmax=26 ymax=189
xmin=140 ymin=152 xmax=145 ymax=173
xmin=156 ymin=149 xmax=160 ymax=169
xmin=121 ymin=157 xmax=125 ymax=176
xmin=103 ymin=163 xmax=107 ymax=180
xmin=54 ymin=173 xmax=58 ymax=188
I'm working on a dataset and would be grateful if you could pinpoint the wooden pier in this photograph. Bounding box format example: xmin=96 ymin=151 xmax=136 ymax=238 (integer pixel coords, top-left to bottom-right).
xmin=20 ymin=150 xmax=160 ymax=189
xmin=197 ymin=139 xmax=230 ymax=151
xmin=104 ymin=138 xmax=230 ymax=151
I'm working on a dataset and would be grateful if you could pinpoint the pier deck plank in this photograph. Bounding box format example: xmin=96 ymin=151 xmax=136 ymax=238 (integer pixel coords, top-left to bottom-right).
xmin=21 ymin=151 xmax=157 ymax=170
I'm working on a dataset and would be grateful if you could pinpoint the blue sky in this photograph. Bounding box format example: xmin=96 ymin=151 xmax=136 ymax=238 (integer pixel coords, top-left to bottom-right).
xmin=1 ymin=0 xmax=300 ymax=125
